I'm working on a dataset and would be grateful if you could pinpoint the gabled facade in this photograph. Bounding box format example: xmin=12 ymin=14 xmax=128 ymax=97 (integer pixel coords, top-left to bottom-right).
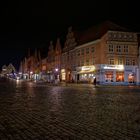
xmin=19 ymin=21 xmax=140 ymax=85
xmin=19 ymin=48 xmax=42 ymax=80
xmin=61 ymin=27 xmax=77 ymax=81
xmin=60 ymin=21 xmax=139 ymax=85
xmin=47 ymin=41 xmax=55 ymax=72
xmin=54 ymin=38 xmax=62 ymax=70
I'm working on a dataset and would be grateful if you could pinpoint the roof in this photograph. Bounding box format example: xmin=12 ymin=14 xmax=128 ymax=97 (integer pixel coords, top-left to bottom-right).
xmin=76 ymin=20 xmax=129 ymax=45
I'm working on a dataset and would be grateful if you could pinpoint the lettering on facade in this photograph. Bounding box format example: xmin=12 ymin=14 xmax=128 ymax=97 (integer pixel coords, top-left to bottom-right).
xmin=81 ymin=66 xmax=95 ymax=71
xmin=103 ymin=65 xmax=124 ymax=70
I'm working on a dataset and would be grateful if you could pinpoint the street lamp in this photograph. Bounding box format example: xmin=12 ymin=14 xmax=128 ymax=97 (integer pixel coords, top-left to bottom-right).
xmin=55 ymin=68 xmax=58 ymax=72
xmin=54 ymin=68 xmax=60 ymax=83
xmin=30 ymin=71 xmax=33 ymax=74
xmin=30 ymin=71 xmax=33 ymax=79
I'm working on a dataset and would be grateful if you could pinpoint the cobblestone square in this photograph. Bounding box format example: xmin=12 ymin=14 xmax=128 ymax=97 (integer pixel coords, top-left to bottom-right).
xmin=0 ymin=80 xmax=140 ymax=139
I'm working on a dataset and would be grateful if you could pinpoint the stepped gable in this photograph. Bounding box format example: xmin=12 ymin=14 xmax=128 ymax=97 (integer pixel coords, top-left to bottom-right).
xmin=78 ymin=20 xmax=129 ymax=45
xmin=63 ymin=26 xmax=81 ymax=52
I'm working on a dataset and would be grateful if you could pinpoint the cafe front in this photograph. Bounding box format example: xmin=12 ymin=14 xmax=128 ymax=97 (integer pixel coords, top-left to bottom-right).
xmin=76 ymin=65 xmax=96 ymax=83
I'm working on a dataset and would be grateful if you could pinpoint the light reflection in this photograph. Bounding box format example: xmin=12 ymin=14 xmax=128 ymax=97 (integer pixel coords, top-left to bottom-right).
xmin=49 ymin=87 xmax=63 ymax=112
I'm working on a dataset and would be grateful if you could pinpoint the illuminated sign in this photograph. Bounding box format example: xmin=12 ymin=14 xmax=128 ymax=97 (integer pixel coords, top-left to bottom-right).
xmin=103 ymin=65 xmax=124 ymax=70
xmin=81 ymin=66 xmax=95 ymax=71
xmin=61 ymin=69 xmax=65 ymax=73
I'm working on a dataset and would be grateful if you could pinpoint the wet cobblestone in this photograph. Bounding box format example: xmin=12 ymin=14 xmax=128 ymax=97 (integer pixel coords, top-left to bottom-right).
xmin=0 ymin=80 xmax=140 ymax=139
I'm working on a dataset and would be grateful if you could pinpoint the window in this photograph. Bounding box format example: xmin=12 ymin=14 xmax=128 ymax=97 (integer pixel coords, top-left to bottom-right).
xmin=86 ymin=48 xmax=89 ymax=54
xmin=116 ymin=45 xmax=121 ymax=52
xmin=124 ymin=45 xmax=128 ymax=53
xmin=109 ymin=59 xmax=114 ymax=65
xmin=77 ymin=50 xmax=80 ymax=56
xmin=129 ymin=35 xmax=132 ymax=38
xmin=118 ymin=34 xmax=122 ymax=38
xmin=81 ymin=60 xmax=84 ymax=66
xmin=108 ymin=44 xmax=113 ymax=52
xmin=81 ymin=48 xmax=84 ymax=55
xmin=132 ymin=59 xmax=135 ymax=65
xmin=116 ymin=72 xmax=124 ymax=82
xmin=114 ymin=34 xmax=116 ymax=38
xmin=128 ymin=73 xmax=134 ymax=83
xmin=92 ymin=58 xmax=95 ymax=65
xmin=124 ymin=35 xmax=127 ymax=38
xmin=105 ymin=71 xmax=113 ymax=82
xmin=91 ymin=47 xmax=94 ymax=53
xmin=73 ymin=52 xmax=76 ymax=58
xmin=118 ymin=59 xmax=123 ymax=65
xmin=77 ymin=61 xmax=80 ymax=66
xmin=126 ymin=59 xmax=131 ymax=65
xmin=70 ymin=53 xmax=73 ymax=59
xmin=86 ymin=59 xmax=89 ymax=65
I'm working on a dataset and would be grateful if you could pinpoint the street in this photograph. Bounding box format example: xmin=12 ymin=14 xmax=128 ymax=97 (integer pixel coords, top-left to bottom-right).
xmin=0 ymin=79 xmax=140 ymax=139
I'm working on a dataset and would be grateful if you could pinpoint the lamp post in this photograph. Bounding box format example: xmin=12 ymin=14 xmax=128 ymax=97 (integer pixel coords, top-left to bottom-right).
xmin=30 ymin=71 xmax=33 ymax=79
xmin=54 ymin=68 xmax=59 ymax=84
xmin=55 ymin=68 xmax=58 ymax=72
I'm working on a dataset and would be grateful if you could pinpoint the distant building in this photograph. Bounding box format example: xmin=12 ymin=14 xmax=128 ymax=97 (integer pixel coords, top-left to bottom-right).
xmin=19 ymin=48 xmax=42 ymax=80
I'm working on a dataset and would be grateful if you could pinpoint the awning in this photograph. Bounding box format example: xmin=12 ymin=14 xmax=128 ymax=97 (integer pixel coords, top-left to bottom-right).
xmin=77 ymin=70 xmax=94 ymax=74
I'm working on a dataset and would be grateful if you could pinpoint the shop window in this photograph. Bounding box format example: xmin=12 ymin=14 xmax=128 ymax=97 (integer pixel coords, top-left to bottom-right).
xmin=128 ymin=73 xmax=134 ymax=83
xmin=105 ymin=71 xmax=113 ymax=82
xmin=116 ymin=72 xmax=124 ymax=82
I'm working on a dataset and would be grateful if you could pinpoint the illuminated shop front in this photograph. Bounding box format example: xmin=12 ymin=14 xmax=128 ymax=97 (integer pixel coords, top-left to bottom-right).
xmin=99 ymin=64 xmax=137 ymax=85
xmin=116 ymin=71 xmax=124 ymax=82
xmin=61 ymin=69 xmax=66 ymax=81
xmin=76 ymin=65 xmax=95 ymax=83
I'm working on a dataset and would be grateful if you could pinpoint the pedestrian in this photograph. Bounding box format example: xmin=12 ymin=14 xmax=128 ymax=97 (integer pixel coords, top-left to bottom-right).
xmin=93 ymin=77 xmax=96 ymax=86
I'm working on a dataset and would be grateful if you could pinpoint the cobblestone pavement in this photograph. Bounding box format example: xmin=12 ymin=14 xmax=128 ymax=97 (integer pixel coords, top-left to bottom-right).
xmin=0 ymin=79 xmax=140 ymax=139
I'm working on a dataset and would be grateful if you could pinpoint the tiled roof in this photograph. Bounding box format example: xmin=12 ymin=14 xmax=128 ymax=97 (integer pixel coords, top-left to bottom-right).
xmin=76 ymin=20 xmax=129 ymax=45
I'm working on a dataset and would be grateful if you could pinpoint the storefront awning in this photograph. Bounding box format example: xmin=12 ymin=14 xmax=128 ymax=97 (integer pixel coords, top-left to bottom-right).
xmin=77 ymin=70 xmax=94 ymax=74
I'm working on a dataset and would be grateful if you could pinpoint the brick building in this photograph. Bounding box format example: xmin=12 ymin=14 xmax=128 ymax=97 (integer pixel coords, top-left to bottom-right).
xmin=60 ymin=21 xmax=139 ymax=85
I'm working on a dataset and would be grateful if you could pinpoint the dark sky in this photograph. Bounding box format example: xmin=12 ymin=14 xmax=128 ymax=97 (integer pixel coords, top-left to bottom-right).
xmin=0 ymin=0 xmax=140 ymax=70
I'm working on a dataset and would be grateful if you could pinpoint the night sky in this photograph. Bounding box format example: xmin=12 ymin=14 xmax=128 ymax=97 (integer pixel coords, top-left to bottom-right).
xmin=0 ymin=0 xmax=140 ymax=70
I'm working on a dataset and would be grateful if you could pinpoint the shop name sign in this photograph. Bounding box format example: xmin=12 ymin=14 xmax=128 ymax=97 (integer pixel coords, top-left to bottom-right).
xmin=103 ymin=65 xmax=124 ymax=70
xmin=81 ymin=66 xmax=95 ymax=71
